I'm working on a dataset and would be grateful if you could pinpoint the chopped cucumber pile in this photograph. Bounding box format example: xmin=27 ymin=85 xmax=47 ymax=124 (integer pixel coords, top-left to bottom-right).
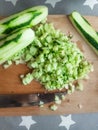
xmin=5 ymin=21 xmax=93 ymax=90
xmin=0 ymin=6 xmax=93 ymax=91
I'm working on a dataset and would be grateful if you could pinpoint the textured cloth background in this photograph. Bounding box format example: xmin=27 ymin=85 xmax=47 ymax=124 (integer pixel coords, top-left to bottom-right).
xmin=0 ymin=0 xmax=98 ymax=16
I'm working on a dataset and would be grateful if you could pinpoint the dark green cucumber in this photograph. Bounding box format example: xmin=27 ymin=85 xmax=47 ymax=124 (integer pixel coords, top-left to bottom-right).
xmin=0 ymin=6 xmax=48 ymax=36
xmin=69 ymin=11 xmax=98 ymax=55
xmin=0 ymin=28 xmax=35 ymax=64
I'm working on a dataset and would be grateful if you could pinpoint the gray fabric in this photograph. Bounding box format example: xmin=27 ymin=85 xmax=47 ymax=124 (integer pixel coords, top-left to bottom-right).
xmin=0 ymin=0 xmax=98 ymax=16
xmin=0 ymin=0 xmax=98 ymax=130
xmin=0 ymin=113 xmax=98 ymax=130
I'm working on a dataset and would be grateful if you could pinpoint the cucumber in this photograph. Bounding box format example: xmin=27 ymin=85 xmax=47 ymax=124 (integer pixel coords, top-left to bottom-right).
xmin=69 ymin=11 xmax=98 ymax=55
xmin=0 ymin=28 xmax=35 ymax=64
xmin=0 ymin=6 xmax=48 ymax=37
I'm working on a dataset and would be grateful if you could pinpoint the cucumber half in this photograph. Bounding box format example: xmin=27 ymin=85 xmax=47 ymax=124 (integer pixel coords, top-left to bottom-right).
xmin=69 ymin=11 xmax=98 ymax=55
xmin=0 ymin=6 xmax=48 ymax=37
xmin=0 ymin=28 xmax=35 ymax=64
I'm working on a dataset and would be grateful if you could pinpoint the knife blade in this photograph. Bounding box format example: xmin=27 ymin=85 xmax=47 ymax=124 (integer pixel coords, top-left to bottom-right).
xmin=0 ymin=92 xmax=66 ymax=108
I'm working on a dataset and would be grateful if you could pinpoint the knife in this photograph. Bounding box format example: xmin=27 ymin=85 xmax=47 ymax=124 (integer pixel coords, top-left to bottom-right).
xmin=0 ymin=92 xmax=66 ymax=108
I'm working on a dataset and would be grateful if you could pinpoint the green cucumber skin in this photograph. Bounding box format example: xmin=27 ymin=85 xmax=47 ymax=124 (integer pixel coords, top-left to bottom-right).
xmin=0 ymin=34 xmax=22 ymax=48
xmin=69 ymin=11 xmax=98 ymax=55
xmin=0 ymin=6 xmax=48 ymax=35
xmin=0 ymin=28 xmax=35 ymax=64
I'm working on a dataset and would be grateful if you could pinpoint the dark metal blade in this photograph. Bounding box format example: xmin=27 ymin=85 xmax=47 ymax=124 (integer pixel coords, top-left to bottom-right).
xmin=0 ymin=92 xmax=66 ymax=108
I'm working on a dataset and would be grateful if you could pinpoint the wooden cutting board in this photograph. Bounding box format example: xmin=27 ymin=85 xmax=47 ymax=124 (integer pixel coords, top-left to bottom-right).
xmin=0 ymin=15 xmax=98 ymax=116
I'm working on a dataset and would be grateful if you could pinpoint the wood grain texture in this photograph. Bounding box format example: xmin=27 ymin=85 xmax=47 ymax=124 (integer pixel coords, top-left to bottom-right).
xmin=0 ymin=15 xmax=98 ymax=115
